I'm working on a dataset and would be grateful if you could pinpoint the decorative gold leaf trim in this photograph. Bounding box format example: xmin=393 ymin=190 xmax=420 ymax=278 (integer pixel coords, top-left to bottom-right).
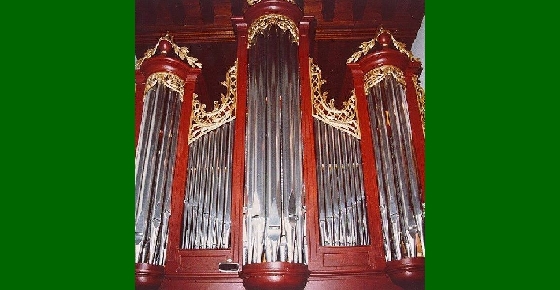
xmin=363 ymin=65 xmax=406 ymax=93
xmin=135 ymin=34 xmax=202 ymax=70
xmin=347 ymin=27 xmax=420 ymax=64
xmin=310 ymin=58 xmax=361 ymax=139
xmin=144 ymin=72 xmax=185 ymax=102
xmin=188 ymin=61 xmax=238 ymax=144
xmin=247 ymin=0 xmax=295 ymax=5
xmin=247 ymin=14 xmax=299 ymax=48
xmin=412 ymin=75 xmax=425 ymax=136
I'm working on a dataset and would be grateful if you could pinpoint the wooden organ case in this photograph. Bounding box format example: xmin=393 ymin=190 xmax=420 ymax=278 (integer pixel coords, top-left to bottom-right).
xmin=134 ymin=1 xmax=425 ymax=290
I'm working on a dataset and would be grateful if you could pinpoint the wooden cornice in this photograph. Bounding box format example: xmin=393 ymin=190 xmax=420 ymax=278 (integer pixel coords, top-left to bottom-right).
xmin=136 ymin=24 xmax=418 ymax=48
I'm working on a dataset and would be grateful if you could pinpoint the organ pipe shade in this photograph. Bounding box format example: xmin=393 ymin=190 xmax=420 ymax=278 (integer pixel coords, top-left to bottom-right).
xmin=243 ymin=26 xmax=307 ymax=265
xmin=365 ymin=73 xmax=425 ymax=261
xmin=135 ymin=79 xmax=183 ymax=265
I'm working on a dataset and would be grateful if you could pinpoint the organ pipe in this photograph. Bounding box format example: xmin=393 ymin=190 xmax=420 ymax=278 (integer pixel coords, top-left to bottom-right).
xmin=243 ymin=26 xmax=307 ymax=264
xmin=181 ymin=63 xmax=238 ymax=250
xmin=310 ymin=61 xmax=371 ymax=247
xmin=365 ymin=68 xmax=425 ymax=261
xmin=135 ymin=74 xmax=184 ymax=265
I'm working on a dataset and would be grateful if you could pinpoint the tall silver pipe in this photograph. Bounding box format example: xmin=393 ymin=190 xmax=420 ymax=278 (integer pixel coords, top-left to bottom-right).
xmin=182 ymin=136 xmax=198 ymax=248
xmin=136 ymin=85 xmax=165 ymax=257
xmin=369 ymin=81 xmax=401 ymax=259
xmin=350 ymin=129 xmax=370 ymax=245
xmin=148 ymin=89 xmax=180 ymax=263
xmin=339 ymin=130 xmax=355 ymax=246
xmin=135 ymin=83 xmax=183 ymax=265
xmin=244 ymin=27 xmax=306 ymax=264
xmin=368 ymin=92 xmax=391 ymax=260
xmin=213 ymin=125 xmax=225 ymax=248
xmin=181 ymin=121 xmax=235 ymax=250
xmin=313 ymin=116 xmax=370 ymax=247
xmin=136 ymin=84 xmax=166 ymax=263
xmin=314 ymin=120 xmax=327 ymax=246
xmin=366 ymin=74 xmax=424 ymax=261
xmin=222 ymin=121 xmax=234 ymax=249
xmin=384 ymin=78 xmax=416 ymax=257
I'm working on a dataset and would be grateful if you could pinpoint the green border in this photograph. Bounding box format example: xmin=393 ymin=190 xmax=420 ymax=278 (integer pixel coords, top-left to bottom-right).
xmin=6 ymin=1 xmax=552 ymax=288
xmin=426 ymin=2 xmax=554 ymax=288
xmin=1 ymin=2 xmax=134 ymax=289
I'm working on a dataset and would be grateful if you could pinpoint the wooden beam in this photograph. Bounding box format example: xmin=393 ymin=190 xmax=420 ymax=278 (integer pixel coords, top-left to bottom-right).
xmin=135 ymin=24 xmax=417 ymax=47
xmin=381 ymin=0 xmax=398 ymax=20
xmin=136 ymin=0 xmax=156 ymax=26
xmin=322 ymin=0 xmax=335 ymax=22
xmin=352 ymin=0 xmax=367 ymax=21
xmin=231 ymin=0 xmax=244 ymax=16
xmin=409 ymin=0 xmax=425 ymax=20
xmin=199 ymin=0 xmax=214 ymax=23
xmin=169 ymin=0 xmax=186 ymax=26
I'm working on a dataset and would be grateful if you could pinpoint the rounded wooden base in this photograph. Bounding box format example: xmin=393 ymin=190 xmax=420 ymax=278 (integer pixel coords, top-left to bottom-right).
xmin=385 ymin=257 xmax=425 ymax=290
xmin=239 ymin=262 xmax=310 ymax=290
xmin=135 ymin=263 xmax=165 ymax=290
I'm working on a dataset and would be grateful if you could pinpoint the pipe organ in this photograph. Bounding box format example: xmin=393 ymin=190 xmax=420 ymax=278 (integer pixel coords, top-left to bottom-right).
xmin=135 ymin=1 xmax=425 ymax=289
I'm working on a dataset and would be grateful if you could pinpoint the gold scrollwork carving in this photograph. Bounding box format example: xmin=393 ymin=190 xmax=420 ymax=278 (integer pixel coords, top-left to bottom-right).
xmin=247 ymin=0 xmax=295 ymax=5
xmin=347 ymin=27 xmax=420 ymax=64
xmin=247 ymin=14 xmax=299 ymax=48
xmin=310 ymin=59 xmax=361 ymax=139
xmin=363 ymin=65 xmax=406 ymax=93
xmin=144 ymin=72 xmax=185 ymax=102
xmin=412 ymin=75 xmax=425 ymax=136
xmin=188 ymin=62 xmax=238 ymax=144
xmin=135 ymin=34 xmax=202 ymax=70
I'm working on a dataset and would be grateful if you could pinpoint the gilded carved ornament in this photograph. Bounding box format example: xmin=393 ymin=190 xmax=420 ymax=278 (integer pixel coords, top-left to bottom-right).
xmin=188 ymin=62 xmax=238 ymax=144
xmin=347 ymin=27 xmax=420 ymax=64
xmin=144 ymin=72 xmax=185 ymax=102
xmin=363 ymin=65 xmax=406 ymax=93
xmin=247 ymin=14 xmax=299 ymax=48
xmin=412 ymin=75 xmax=425 ymax=136
xmin=310 ymin=59 xmax=361 ymax=139
xmin=135 ymin=34 xmax=202 ymax=70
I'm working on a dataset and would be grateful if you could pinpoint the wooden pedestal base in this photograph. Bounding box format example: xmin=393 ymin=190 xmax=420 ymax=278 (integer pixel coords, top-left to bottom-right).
xmin=385 ymin=257 xmax=425 ymax=290
xmin=135 ymin=263 xmax=165 ymax=290
xmin=239 ymin=262 xmax=310 ymax=290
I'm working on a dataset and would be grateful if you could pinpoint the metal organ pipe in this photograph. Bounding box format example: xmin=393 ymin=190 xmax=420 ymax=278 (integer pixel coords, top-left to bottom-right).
xmin=313 ymin=119 xmax=370 ymax=247
xmin=310 ymin=59 xmax=371 ymax=248
xmin=244 ymin=26 xmax=306 ymax=265
xmin=366 ymin=74 xmax=425 ymax=261
xmin=181 ymin=121 xmax=235 ymax=250
xmin=180 ymin=63 xmax=237 ymax=251
xmin=135 ymin=82 xmax=183 ymax=265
